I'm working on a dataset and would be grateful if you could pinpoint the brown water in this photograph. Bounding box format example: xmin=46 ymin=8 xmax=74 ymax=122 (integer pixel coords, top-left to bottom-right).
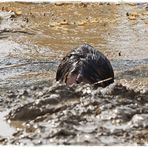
xmin=0 ymin=2 xmax=147 ymax=145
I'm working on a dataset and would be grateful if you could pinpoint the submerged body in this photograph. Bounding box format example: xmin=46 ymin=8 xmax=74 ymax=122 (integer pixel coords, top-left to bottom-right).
xmin=56 ymin=44 xmax=114 ymax=87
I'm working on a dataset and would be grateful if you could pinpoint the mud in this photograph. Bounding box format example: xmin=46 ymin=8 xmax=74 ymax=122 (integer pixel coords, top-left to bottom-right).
xmin=0 ymin=2 xmax=148 ymax=146
xmin=1 ymin=82 xmax=148 ymax=145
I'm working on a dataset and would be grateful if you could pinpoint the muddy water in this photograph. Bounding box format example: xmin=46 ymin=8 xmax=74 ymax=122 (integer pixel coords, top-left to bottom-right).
xmin=0 ymin=2 xmax=148 ymax=145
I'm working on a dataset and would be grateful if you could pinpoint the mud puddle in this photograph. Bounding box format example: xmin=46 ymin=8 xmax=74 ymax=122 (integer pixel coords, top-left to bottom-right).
xmin=0 ymin=110 xmax=16 ymax=137
xmin=0 ymin=2 xmax=148 ymax=146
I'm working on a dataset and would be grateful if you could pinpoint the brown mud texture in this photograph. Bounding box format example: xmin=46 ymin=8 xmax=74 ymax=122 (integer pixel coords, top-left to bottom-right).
xmin=0 ymin=2 xmax=148 ymax=146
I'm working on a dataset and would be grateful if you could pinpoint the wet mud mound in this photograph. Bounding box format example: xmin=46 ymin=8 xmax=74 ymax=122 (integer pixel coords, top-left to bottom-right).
xmin=1 ymin=81 xmax=147 ymax=145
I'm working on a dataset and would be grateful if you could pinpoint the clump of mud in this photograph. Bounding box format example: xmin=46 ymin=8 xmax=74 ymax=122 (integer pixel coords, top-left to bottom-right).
xmin=0 ymin=81 xmax=147 ymax=145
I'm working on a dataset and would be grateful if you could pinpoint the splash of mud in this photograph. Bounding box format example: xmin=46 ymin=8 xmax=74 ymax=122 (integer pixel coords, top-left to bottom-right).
xmin=0 ymin=81 xmax=147 ymax=145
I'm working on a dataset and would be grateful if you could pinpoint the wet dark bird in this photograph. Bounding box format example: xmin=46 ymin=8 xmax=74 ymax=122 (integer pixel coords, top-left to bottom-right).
xmin=56 ymin=44 xmax=114 ymax=87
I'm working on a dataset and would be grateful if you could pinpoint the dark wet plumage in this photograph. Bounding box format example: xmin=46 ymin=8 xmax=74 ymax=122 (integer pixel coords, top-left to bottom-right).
xmin=56 ymin=44 xmax=114 ymax=87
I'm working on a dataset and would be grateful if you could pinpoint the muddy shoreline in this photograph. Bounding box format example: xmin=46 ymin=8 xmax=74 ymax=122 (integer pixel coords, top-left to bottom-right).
xmin=0 ymin=2 xmax=148 ymax=145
